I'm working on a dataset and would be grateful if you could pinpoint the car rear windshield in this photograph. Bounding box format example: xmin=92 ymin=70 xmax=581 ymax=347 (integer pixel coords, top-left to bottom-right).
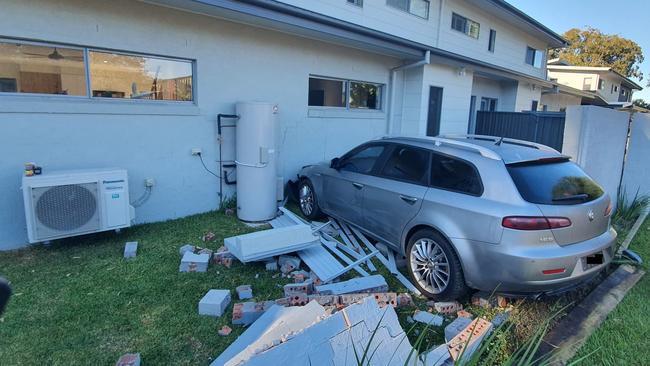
xmin=507 ymin=160 xmax=604 ymax=205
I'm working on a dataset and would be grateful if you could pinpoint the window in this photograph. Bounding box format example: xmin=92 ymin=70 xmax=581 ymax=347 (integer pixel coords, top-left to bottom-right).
xmin=0 ymin=39 xmax=194 ymax=102
xmin=531 ymin=100 xmax=539 ymax=111
xmin=622 ymin=89 xmax=628 ymax=96
xmin=614 ymin=85 xmax=618 ymax=93
xmin=507 ymin=160 xmax=604 ymax=205
xmin=309 ymin=76 xmax=382 ymax=110
xmin=380 ymin=146 xmax=429 ymax=184
xmin=480 ymin=97 xmax=498 ymax=111
xmin=387 ymin=0 xmax=430 ymax=19
xmin=340 ymin=145 xmax=386 ymax=174
xmin=349 ymin=82 xmax=380 ymax=109
xmin=347 ymin=0 xmax=363 ymax=6
xmin=598 ymin=79 xmax=605 ymax=90
xmin=0 ymin=41 xmax=86 ymax=96
xmin=430 ymin=153 xmax=482 ymax=195
xmin=309 ymin=77 xmax=346 ymax=107
xmin=451 ymin=13 xmax=480 ymax=39
xmin=583 ymin=77 xmax=593 ymax=90
xmin=89 ymin=51 xmax=192 ymax=101
xmin=525 ymin=47 xmax=544 ymax=68
xmin=488 ymin=29 xmax=496 ymax=52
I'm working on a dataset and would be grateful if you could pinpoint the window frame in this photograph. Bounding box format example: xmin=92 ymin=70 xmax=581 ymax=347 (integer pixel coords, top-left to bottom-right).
xmin=0 ymin=37 xmax=196 ymax=104
xmin=386 ymin=0 xmax=430 ymax=19
xmin=429 ymin=150 xmax=484 ymax=196
xmin=525 ymin=46 xmax=544 ymax=68
xmin=451 ymin=13 xmax=480 ymax=39
xmin=598 ymin=79 xmax=605 ymax=90
xmin=488 ymin=29 xmax=496 ymax=52
xmin=346 ymin=0 xmax=363 ymax=7
xmin=375 ymin=143 xmax=432 ymax=186
xmin=308 ymin=75 xmax=384 ymax=111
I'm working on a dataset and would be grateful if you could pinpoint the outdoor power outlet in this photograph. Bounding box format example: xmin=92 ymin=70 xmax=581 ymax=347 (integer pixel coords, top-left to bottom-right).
xmin=191 ymin=148 xmax=202 ymax=156
xmin=145 ymin=178 xmax=155 ymax=187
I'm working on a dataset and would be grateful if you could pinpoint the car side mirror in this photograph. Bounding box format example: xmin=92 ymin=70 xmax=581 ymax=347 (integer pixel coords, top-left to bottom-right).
xmin=330 ymin=157 xmax=341 ymax=170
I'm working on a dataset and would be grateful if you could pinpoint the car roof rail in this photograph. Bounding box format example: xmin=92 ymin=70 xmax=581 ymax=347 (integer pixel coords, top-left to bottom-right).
xmin=413 ymin=136 xmax=502 ymax=160
xmin=442 ymin=134 xmax=560 ymax=154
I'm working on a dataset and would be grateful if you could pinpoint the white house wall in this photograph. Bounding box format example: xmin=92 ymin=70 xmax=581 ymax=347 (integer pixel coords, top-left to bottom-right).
xmin=0 ymin=0 xmax=400 ymax=249
xmin=470 ymin=76 xmax=517 ymax=111
xmin=540 ymin=93 xmax=582 ymax=112
xmin=423 ymin=63 xmax=474 ymax=135
xmin=514 ymin=82 xmax=542 ymax=111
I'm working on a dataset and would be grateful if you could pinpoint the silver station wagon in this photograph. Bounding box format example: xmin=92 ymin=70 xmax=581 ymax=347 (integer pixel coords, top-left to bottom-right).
xmin=296 ymin=135 xmax=616 ymax=300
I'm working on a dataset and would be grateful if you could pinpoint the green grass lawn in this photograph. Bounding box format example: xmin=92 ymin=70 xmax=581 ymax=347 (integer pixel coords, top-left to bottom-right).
xmin=572 ymin=217 xmax=650 ymax=365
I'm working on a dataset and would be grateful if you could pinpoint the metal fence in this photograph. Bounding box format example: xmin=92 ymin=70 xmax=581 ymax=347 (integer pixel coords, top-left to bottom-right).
xmin=475 ymin=111 xmax=566 ymax=151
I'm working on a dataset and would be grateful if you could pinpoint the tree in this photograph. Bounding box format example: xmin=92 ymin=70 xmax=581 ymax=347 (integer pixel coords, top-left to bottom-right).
xmin=550 ymin=27 xmax=644 ymax=81
xmin=633 ymin=99 xmax=650 ymax=109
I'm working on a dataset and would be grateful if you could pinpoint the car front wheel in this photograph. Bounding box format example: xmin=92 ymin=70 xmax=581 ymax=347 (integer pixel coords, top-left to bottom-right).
xmin=406 ymin=229 xmax=468 ymax=300
xmin=298 ymin=178 xmax=323 ymax=220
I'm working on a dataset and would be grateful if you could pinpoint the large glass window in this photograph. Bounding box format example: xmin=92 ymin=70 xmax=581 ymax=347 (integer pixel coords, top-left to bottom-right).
xmin=380 ymin=146 xmax=429 ymax=184
xmin=525 ymin=46 xmax=544 ymax=68
xmin=309 ymin=76 xmax=382 ymax=110
xmin=0 ymin=41 xmax=86 ymax=96
xmin=0 ymin=39 xmax=194 ymax=102
xmin=308 ymin=77 xmax=346 ymax=107
xmin=430 ymin=153 xmax=482 ymax=195
xmin=451 ymin=13 xmax=480 ymax=39
xmin=387 ymin=0 xmax=429 ymax=18
xmin=89 ymin=51 xmax=192 ymax=101
xmin=340 ymin=145 xmax=386 ymax=174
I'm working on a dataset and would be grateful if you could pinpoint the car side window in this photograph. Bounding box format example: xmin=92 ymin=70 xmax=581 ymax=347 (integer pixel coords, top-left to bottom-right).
xmin=339 ymin=145 xmax=385 ymax=174
xmin=430 ymin=153 xmax=483 ymax=195
xmin=379 ymin=146 xmax=429 ymax=184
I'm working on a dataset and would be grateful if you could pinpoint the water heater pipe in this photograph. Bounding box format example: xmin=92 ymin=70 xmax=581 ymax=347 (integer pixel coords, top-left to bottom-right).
xmin=217 ymin=113 xmax=240 ymax=206
xmin=386 ymin=50 xmax=430 ymax=135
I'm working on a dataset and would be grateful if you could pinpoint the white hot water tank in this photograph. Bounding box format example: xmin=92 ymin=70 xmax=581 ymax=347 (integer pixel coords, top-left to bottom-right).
xmin=235 ymin=102 xmax=278 ymax=221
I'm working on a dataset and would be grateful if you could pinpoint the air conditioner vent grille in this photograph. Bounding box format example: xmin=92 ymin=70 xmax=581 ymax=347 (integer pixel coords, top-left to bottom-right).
xmin=32 ymin=183 xmax=100 ymax=238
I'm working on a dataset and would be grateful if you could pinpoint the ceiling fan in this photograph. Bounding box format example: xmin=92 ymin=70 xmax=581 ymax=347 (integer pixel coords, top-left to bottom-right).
xmin=21 ymin=47 xmax=84 ymax=61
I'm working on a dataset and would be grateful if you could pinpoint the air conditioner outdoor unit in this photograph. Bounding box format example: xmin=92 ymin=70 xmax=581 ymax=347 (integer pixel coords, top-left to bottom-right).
xmin=22 ymin=168 xmax=135 ymax=244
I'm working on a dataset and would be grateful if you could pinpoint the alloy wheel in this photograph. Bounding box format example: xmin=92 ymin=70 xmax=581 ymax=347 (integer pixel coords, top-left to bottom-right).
xmin=299 ymin=184 xmax=314 ymax=216
xmin=410 ymin=238 xmax=451 ymax=294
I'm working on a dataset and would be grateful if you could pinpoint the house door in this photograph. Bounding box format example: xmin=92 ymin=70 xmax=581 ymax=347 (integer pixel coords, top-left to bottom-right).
xmin=467 ymin=95 xmax=477 ymax=133
xmin=426 ymin=86 xmax=443 ymax=136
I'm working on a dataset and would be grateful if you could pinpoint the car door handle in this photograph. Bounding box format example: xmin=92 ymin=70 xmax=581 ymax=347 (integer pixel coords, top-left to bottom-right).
xmin=352 ymin=182 xmax=364 ymax=190
xmin=400 ymin=195 xmax=418 ymax=204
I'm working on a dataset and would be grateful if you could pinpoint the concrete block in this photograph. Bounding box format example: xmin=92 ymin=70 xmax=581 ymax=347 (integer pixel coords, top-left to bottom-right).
xmin=397 ymin=293 xmax=413 ymax=307
xmin=123 ymin=241 xmax=138 ymax=259
xmin=433 ymin=301 xmax=462 ymax=314
xmin=444 ymin=316 xmax=473 ymax=342
xmin=218 ymin=325 xmax=232 ymax=336
xmin=198 ymin=248 xmax=213 ymax=256
xmin=179 ymin=252 xmax=210 ymax=272
xmin=265 ymin=259 xmax=278 ymax=271
xmin=232 ymin=301 xmax=275 ymax=326
xmin=236 ymin=285 xmax=253 ymax=300
xmin=283 ymin=280 xmax=313 ymax=297
xmin=448 ymin=318 xmax=493 ymax=362
xmin=413 ymin=310 xmax=444 ymax=326
xmin=291 ymin=269 xmax=310 ymax=282
xmin=179 ymin=244 xmax=195 ymax=257
xmin=199 ymin=289 xmax=231 ymax=317
xmin=492 ymin=311 xmax=510 ymax=327
xmin=202 ymin=231 xmax=216 ymax=242
xmin=340 ymin=292 xmax=398 ymax=308
xmin=471 ymin=291 xmax=492 ymax=308
xmin=315 ymin=274 xmax=388 ymax=295
xmin=115 ymin=353 xmax=141 ymax=366
xmin=213 ymin=248 xmax=235 ymax=265
xmin=278 ymin=255 xmax=301 ymax=270
xmin=280 ymin=262 xmax=296 ymax=274
xmin=307 ymin=294 xmax=339 ymax=307
xmin=457 ymin=310 xmax=473 ymax=319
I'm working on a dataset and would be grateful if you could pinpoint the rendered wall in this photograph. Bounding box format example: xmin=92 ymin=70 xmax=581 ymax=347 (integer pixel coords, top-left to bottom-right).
xmin=0 ymin=0 xmax=399 ymax=249
xmin=540 ymin=93 xmax=582 ymax=112
xmin=621 ymin=113 xmax=650 ymax=200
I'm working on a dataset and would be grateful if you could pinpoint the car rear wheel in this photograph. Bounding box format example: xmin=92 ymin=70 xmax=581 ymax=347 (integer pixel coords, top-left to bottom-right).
xmin=298 ymin=178 xmax=323 ymax=220
xmin=406 ymin=228 xmax=468 ymax=300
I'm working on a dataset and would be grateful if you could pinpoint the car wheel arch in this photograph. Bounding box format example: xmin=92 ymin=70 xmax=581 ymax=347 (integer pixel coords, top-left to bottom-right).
xmin=403 ymin=224 xmax=465 ymax=271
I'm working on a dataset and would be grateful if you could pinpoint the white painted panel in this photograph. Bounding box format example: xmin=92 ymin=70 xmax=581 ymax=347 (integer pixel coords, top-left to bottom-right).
xmin=622 ymin=113 xmax=650 ymax=201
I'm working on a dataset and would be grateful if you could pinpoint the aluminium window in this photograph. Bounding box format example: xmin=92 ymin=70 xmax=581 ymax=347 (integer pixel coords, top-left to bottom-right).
xmin=347 ymin=0 xmax=363 ymax=6
xmin=387 ymin=0 xmax=430 ymax=19
xmin=480 ymin=97 xmax=498 ymax=111
xmin=0 ymin=38 xmax=194 ymax=102
xmin=308 ymin=76 xmax=382 ymax=110
xmin=525 ymin=47 xmax=544 ymax=68
xmin=488 ymin=29 xmax=496 ymax=52
xmin=451 ymin=13 xmax=480 ymax=39
xmin=598 ymin=79 xmax=605 ymax=90
xmin=583 ymin=77 xmax=593 ymax=90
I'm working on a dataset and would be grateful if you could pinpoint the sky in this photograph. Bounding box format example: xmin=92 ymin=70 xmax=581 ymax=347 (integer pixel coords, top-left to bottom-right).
xmin=507 ymin=0 xmax=650 ymax=101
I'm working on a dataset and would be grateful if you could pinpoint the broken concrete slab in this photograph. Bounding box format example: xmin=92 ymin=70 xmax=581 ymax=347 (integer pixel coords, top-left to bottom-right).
xmin=115 ymin=353 xmax=141 ymax=366
xmin=199 ymin=289 xmax=231 ymax=317
xmin=232 ymin=301 xmax=276 ymax=326
xmin=278 ymin=255 xmax=301 ymax=270
xmin=314 ymin=274 xmax=388 ymax=295
xmin=444 ymin=316 xmax=473 ymax=342
xmin=236 ymin=285 xmax=253 ymax=300
xmin=413 ymin=310 xmax=444 ymax=326
xmin=212 ymin=301 xmax=328 ymax=366
xmin=224 ymin=224 xmax=319 ymax=263
xmin=179 ymin=244 xmax=195 ymax=257
xmin=447 ymin=317 xmax=493 ymax=362
xmin=123 ymin=241 xmax=138 ymax=259
xmin=218 ymin=325 xmax=232 ymax=336
xmin=264 ymin=259 xmax=278 ymax=271
xmin=179 ymin=252 xmax=210 ymax=272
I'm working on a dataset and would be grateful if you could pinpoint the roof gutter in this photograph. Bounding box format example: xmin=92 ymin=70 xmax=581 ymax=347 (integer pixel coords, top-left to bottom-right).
xmin=387 ymin=51 xmax=431 ymax=135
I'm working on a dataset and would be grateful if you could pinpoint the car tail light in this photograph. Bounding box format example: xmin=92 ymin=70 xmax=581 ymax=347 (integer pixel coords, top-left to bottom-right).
xmin=604 ymin=202 xmax=612 ymax=217
xmin=542 ymin=268 xmax=566 ymax=275
xmin=502 ymin=216 xmax=572 ymax=230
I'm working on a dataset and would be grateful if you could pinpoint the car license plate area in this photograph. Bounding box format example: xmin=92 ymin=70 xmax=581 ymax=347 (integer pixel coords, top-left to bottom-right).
xmin=582 ymin=252 xmax=604 ymax=271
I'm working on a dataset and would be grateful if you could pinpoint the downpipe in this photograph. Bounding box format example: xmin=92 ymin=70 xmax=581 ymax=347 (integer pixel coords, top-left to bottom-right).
xmin=386 ymin=50 xmax=431 ymax=136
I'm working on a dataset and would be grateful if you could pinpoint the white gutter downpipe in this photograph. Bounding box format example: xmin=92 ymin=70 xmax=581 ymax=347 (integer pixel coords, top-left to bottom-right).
xmin=387 ymin=50 xmax=431 ymax=135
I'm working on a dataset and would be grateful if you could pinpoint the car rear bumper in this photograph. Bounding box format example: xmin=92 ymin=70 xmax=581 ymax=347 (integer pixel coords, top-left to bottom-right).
xmin=453 ymin=228 xmax=617 ymax=294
